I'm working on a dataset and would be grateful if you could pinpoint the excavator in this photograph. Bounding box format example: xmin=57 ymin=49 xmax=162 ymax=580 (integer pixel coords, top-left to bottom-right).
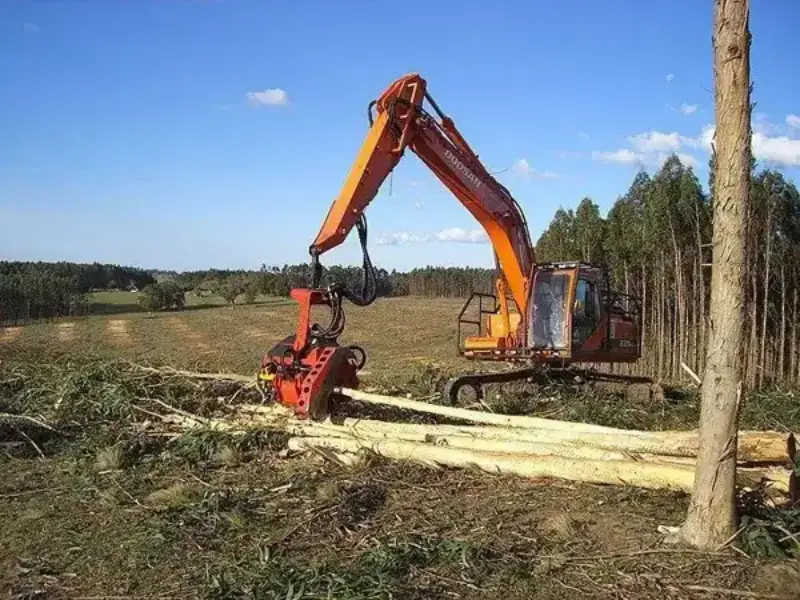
xmin=258 ymin=73 xmax=644 ymax=420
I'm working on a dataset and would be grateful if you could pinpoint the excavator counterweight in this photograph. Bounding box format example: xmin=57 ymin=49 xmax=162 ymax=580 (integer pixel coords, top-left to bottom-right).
xmin=258 ymin=74 xmax=643 ymax=419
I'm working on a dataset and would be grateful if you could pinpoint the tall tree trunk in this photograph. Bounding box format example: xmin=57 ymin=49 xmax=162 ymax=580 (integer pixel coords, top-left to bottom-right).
xmin=759 ymin=196 xmax=772 ymax=388
xmin=792 ymin=282 xmax=798 ymax=383
xmin=692 ymin=260 xmax=699 ymax=372
xmin=779 ymin=261 xmax=786 ymax=382
xmin=748 ymin=267 xmax=758 ymax=389
xmin=678 ymin=0 xmax=750 ymax=548
xmin=695 ymin=200 xmax=708 ymax=371
xmin=642 ymin=265 xmax=648 ymax=377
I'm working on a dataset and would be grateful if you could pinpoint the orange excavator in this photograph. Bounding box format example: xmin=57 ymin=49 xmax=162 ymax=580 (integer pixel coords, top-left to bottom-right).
xmin=258 ymin=73 xmax=643 ymax=419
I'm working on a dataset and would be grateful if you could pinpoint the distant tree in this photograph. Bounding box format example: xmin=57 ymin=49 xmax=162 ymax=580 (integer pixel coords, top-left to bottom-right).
xmin=219 ymin=277 xmax=247 ymax=306
xmin=243 ymin=278 xmax=260 ymax=305
xmin=195 ymin=278 xmax=220 ymax=297
xmin=137 ymin=281 xmax=186 ymax=311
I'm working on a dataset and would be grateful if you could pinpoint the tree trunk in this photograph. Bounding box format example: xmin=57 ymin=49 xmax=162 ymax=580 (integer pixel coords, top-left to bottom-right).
xmin=677 ymin=0 xmax=750 ymax=549
xmin=791 ymin=283 xmax=798 ymax=382
xmin=779 ymin=261 xmax=786 ymax=381
xmin=759 ymin=193 xmax=772 ymax=388
xmin=696 ymin=198 xmax=708 ymax=372
xmin=748 ymin=267 xmax=759 ymax=389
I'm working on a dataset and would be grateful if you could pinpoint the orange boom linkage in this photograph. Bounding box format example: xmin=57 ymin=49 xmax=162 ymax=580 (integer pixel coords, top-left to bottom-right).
xmin=259 ymin=73 xmax=642 ymax=419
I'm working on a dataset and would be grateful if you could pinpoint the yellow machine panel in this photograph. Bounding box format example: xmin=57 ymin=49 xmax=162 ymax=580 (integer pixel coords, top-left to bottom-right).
xmin=487 ymin=312 xmax=521 ymax=339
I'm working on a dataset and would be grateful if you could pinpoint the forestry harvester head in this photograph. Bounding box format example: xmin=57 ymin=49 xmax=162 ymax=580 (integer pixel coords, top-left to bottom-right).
xmin=257 ymin=287 xmax=367 ymax=420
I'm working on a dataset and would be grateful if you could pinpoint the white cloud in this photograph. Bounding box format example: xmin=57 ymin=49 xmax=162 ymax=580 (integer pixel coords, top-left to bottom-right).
xmin=435 ymin=228 xmax=488 ymax=243
xmin=592 ymin=147 xmax=699 ymax=170
xmin=628 ymin=131 xmax=683 ymax=153
xmin=753 ymin=113 xmax=782 ymax=136
xmin=680 ymin=103 xmax=699 ymax=116
xmin=23 ymin=21 xmax=40 ymax=33
xmin=578 ymin=131 xmax=590 ymax=140
xmin=787 ymin=115 xmax=800 ymax=129
xmin=696 ymin=124 xmax=715 ymax=150
xmin=511 ymin=158 xmax=559 ymax=179
xmin=246 ymin=88 xmax=288 ymax=106
xmin=414 ymin=199 xmax=425 ymax=210
xmin=592 ymin=149 xmax=643 ymax=164
xmin=691 ymin=124 xmax=800 ymax=166
xmin=754 ymin=133 xmax=800 ymax=166
xmin=666 ymin=73 xmax=675 ymax=83
xmin=557 ymin=150 xmax=582 ymax=159
xmin=377 ymin=227 xmax=489 ymax=245
xmin=408 ymin=180 xmax=425 ymax=187
xmin=376 ymin=232 xmax=429 ymax=245
xmin=675 ymin=153 xmax=699 ymax=169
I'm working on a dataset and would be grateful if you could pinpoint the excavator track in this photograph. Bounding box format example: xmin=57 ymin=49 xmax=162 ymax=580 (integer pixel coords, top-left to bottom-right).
xmin=443 ymin=365 xmax=661 ymax=405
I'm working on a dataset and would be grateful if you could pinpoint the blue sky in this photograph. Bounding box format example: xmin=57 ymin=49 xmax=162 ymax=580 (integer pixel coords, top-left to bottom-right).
xmin=2 ymin=1 xmax=799 ymax=273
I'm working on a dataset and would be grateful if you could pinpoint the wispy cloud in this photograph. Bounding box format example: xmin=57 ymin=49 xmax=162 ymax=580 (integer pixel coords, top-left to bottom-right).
xmin=628 ymin=131 xmax=683 ymax=153
xmin=435 ymin=228 xmax=488 ymax=243
xmin=246 ymin=88 xmax=289 ymax=106
xmin=23 ymin=21 xmax=40 ymax=34
xmin=557 ymin=150 xmax=582 ymax=159
xmin=593 ymin=115 xmax=800 ymax=171
xmin=666 ymin=73 xmax=675 ymax=83
xmin=376 ymin=228 xmax=489 ymax=246
xmin=512 ymin=158 xmax=559 ymax=179
xmin=578 ymin=132 xmax=590 ymax=140
xmin=414 ymin=199 xmax=425 ymax=210
xmin=377 ymin=232 xmax=430 ymax=245
xmin=680 ymin=103 xmax=699 ymax=116
xmin=699 ymin=125 xmax=800 ymax=166
xmin=591 ymin=149 xmax=643 ymax=165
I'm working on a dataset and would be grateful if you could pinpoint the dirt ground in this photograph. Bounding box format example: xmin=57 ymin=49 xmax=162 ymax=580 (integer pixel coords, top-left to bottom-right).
xmin=2 ymin=298 xmax=800 ymax=599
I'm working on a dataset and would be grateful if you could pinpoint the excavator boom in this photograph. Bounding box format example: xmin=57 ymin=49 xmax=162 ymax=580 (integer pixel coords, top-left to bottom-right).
xmin=309 ymin=73 xmax=535 ymax=318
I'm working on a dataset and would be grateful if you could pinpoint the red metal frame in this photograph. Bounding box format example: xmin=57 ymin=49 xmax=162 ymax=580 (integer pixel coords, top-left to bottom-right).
xmin=260 ymin=288 xmax=360 ymax=420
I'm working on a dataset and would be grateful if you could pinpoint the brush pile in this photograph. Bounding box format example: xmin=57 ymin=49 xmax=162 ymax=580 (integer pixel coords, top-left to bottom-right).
xmin=2 ymin=359 xmax=796 ymax=505
xmin=148 ymin=374 xmax=797 ymax=505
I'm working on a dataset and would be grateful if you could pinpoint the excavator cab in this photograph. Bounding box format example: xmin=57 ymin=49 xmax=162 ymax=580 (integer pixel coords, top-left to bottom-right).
xmin=459 ymin=262 xmax=641 ymax=365
xmin=529 ymin=262 xmax=641 ymax=363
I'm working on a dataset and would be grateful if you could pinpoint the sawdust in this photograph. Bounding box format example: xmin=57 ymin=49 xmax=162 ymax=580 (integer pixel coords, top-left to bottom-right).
xmin=0 ymin=327 xmax=22 ymax=344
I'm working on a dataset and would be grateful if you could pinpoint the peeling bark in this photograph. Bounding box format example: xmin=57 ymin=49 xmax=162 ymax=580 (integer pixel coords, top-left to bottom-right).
xmin=678 ymin=0 xmax=751 ymax=549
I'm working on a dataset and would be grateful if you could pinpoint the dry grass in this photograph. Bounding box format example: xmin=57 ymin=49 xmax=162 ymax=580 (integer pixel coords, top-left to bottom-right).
xmin=0 ymin=296 xmax=466 ymax=384
xmin=2 ymin=297 xmax=800 ymax=599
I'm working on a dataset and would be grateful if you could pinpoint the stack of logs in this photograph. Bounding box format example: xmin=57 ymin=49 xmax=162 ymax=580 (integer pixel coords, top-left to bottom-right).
xmin=160 ymin=382 xmax=797 ymax=503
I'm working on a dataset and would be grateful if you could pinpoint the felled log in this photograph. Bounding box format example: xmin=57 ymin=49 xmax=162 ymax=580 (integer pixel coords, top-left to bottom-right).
xmin=329 ymin=390 xmax=791 ymax=463
xmin=151 ymin=406 xmax=791 ymax=497
xmin=335 ymin=387 xmax=623 ymax=434
xmin=237 ymin=403 xmax=790 ymax=463
xmin=288 ymin=436 xmax=791 ymax=495
xmin=288 ymin=435 xmax=700 ymax=492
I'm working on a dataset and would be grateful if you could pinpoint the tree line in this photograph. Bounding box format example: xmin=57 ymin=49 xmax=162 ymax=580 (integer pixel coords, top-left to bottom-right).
xmin=535 ymin=153 xmax=800 ymax=390
xmin=0 ymin=261 xmax=155 ymax=323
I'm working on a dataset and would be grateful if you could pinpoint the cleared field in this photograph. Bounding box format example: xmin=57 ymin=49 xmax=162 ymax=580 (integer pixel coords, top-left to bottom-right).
xmin=3 ymin=296 xmax=800 ymax=598
xmin=0 ymin=296 xmax=468 ymax=385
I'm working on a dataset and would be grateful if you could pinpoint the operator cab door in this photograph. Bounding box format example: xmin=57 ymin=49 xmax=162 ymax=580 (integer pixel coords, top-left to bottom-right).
xmin=570 ymin=265 xmax=642 ymax=362
xmin=528 ymin=267 xmax=571 ymax=355
xmin=572 ymin=274 xmax=601 ymax=350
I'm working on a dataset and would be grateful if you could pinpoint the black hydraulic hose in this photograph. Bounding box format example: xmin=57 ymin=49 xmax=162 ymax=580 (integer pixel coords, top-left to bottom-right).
xmin=338 ymin=214 xmax=377 ymax=307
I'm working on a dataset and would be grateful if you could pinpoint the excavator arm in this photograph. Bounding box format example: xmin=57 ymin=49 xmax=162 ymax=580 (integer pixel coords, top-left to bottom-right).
xmin=259 ymin=73 xmax=538 ymax=420
xmin=310 ymin=73 xmax=536 ymax=315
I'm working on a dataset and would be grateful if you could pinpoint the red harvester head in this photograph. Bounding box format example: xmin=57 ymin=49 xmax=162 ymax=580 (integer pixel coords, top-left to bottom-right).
xmin=258 ymin=288 xmax=365 ymax=420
